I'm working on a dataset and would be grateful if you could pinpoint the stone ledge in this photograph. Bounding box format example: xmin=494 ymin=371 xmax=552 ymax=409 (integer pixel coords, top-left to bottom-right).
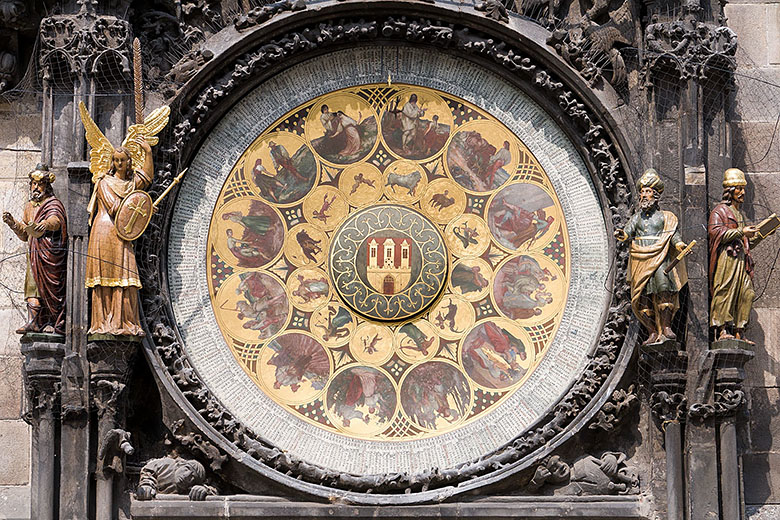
xmin=131 ymin=495 xmax=649 ymax=519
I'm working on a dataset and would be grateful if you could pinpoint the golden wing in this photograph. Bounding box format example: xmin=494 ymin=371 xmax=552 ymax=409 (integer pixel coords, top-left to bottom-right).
xmin=122 ymin=105 xmax=171 ymax=169
xmin=78 ymin=102 xmax=114 ymax=183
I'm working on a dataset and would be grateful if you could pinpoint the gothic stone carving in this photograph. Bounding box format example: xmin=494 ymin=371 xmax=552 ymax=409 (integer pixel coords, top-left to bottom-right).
xmin=588 ymin=384 xmax=637 ymax=431
xmin=651 ymin=391 xmax=687 ymax=423
xmin=642 ymin=15 xmax=737 ymax=87
xmin=688 ymin=389 xmax=744 ymax=420
xmin=474 ymin=0 xmax=509 ymax=23
xmin=136 ymin=455 xmax=216 ymax=501
xmin=171 ymin=419 xmax=227 ymax=472
xmin=234 ymin=0 xmax=307 ymax=31
xmin=20 ymin=340 xmax=65 ymax=424
xmin=528 ymin=452 xmax=639 ymax=495
xmin=137 ymin=12 xmax=634 ymax=497
xmin=39 ymin=14 xmax=131 ymax=79
xmin=547 ymin=0 xmax=636 ymax=88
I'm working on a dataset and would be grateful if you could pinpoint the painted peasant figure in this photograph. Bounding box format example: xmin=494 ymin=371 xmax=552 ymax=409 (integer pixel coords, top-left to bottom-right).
xmin=2 ymin=165 xmax=67 ymax=334
xmin=708 ymin=168 xmax=757 ymax=344
xmin=79 ymin=102 xmax=170 ymax=336
xmin=616 ymin=169 xmax=688 ymax=345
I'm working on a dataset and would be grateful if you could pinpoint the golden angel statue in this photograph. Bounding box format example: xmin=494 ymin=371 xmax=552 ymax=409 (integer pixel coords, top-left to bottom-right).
xmin=79 ymin=101 xmax=170 ymax=336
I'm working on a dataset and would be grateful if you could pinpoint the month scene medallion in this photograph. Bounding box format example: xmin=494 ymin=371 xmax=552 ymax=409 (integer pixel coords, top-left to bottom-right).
xmin=171 ymin=53 xmax=609 ymax=475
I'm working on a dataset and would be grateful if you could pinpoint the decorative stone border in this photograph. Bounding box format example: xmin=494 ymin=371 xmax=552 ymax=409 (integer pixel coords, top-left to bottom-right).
xmin=135 ymin=5 xmax=636 ymax=504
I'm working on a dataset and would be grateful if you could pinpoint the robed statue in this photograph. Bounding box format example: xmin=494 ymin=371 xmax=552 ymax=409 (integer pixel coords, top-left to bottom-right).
xmin=708 ymin=168 xmax=759 ymax=344
xmin=79 ymin=102 xmax=170 ymax=336
xmin=616 ymin=169 xmax=689 ymax=345
xmin=2 ymin=165 xmax=67 ymax=334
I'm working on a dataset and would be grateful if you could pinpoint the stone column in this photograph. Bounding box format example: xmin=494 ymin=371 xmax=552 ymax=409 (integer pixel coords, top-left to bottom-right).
xmin=37 ymin=2 xmax=134 ymax=515
xmin=20 ymin=338 xmax=64 ymax=520
xmin=645 ymin=348 xmax=688 ymax=520
xmin=687 ymin=347 xmax=754 ymax=520
xmin=88 ymin=339 xmax=138 ymax=520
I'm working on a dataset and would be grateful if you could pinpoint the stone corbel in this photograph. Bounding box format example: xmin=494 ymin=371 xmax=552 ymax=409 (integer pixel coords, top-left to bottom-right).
xmin=687 ymin=347 xmax=753 ymax=422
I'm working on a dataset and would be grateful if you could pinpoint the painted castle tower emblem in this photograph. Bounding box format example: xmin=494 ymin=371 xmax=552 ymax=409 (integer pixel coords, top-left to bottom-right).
xmin=330 ymin=204 xmax=448 ymax=321
xmin=366 ymin=237 xmax=413 ymax=294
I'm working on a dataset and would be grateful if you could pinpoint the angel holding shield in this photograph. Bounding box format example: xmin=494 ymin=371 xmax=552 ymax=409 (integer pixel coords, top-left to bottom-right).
xmin=79 ymin=102 xmax=170 ymax=336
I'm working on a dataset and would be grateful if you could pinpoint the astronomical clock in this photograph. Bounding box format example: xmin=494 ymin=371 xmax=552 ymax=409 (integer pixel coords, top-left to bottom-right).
xmin=166 ymin=47 xmax=612 ymax=485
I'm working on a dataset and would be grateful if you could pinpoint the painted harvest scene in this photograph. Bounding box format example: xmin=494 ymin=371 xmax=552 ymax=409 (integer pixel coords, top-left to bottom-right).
xmin=206 ymin=84 xmax=570 ymax=441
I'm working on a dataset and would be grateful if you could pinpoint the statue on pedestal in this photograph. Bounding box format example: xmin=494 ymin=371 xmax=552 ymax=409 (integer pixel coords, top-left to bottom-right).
xmin=615 ymin=169 xmax=689 ymax=345
xmin=708 ymin=168 xmax=759 ymax=344
xmin=79 ymin=102 xmax=170 ymax=337
xmin=2 ymin=164 xmax=67 ymax=334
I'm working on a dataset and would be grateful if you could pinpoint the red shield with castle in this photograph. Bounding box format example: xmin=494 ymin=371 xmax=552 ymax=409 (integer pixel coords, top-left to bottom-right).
xmin=365 ymin=237 xmax=413 ymax=294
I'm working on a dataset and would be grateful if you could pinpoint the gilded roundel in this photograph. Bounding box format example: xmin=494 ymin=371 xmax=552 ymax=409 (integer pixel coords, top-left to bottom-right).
xmin=329 ymin=204 xmax=448 ymax=322
xmin=204 ymin=83 xmax=571 ymax=443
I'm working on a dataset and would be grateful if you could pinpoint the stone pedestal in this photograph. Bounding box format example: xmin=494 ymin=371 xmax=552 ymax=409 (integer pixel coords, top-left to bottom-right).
xmin=643 ymin=345 xmax=688 ymax=520
xmin=88 ymin=338 xmax=139 ymax=520
xmin=20 ymin=336 xmax=64 ymax=520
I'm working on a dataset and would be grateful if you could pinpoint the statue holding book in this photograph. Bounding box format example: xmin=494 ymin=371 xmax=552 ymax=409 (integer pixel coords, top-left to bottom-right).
xmin=708 ymin=168 xmax=778 ymax=345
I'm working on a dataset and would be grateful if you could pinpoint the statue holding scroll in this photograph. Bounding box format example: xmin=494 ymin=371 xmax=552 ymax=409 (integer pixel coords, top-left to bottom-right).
xmin=2 ymin=164 xmax=67 ymax=334
xmin=615 ymin=169 xmax=690 ymax=345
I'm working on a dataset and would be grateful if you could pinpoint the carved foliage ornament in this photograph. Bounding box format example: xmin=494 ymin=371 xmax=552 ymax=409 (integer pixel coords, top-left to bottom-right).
xmin=688 ymin=389 xmax=745 ymax=420
xmin=642 ymin=16 xmax=737 ymax=86
xmin=138 ymin=14 xmax=633 ymax=496
xmin=39 ymin=15 xmax=131 ymax=77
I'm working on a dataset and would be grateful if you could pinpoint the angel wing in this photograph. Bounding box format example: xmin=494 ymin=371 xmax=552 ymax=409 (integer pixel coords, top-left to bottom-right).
xmin=78 ymin=102 xmax=114 ymax=183
xmin=122 ymin=105 xmax=171 ymax=172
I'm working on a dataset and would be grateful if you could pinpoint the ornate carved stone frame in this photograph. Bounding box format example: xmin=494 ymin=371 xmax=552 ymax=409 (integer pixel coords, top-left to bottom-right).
xmin=135 ymin=2 xmax=640 ymax=504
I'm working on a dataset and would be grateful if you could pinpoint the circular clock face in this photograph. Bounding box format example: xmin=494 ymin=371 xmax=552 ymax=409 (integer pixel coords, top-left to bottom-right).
xmin=169 ymin=47 xmax=610 ymax=476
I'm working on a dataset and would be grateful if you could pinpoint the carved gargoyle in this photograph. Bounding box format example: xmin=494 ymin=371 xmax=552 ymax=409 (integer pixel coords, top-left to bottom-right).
xmin=528 ymin=452 xmax=639 ymax=495
xmin=135 ymin=455 xmax=217 ymax=501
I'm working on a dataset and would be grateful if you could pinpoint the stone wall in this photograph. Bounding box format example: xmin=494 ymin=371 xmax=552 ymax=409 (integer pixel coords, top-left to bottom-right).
xmin=725 ymin=1 xmax=780 ymax=517
xmin=0 ymin=98 xmax=40 ymax=519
